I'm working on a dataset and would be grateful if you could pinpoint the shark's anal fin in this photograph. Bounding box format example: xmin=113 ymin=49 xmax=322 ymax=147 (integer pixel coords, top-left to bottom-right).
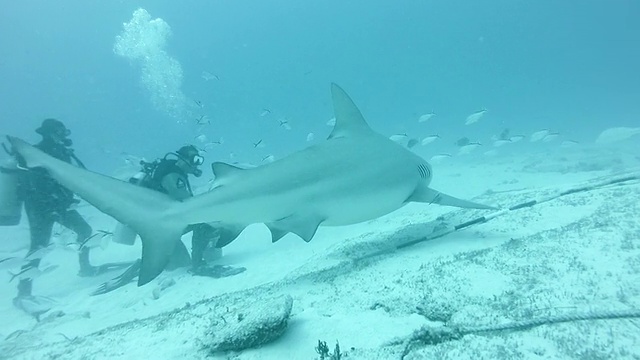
xmin=408 ymin=186 xmax=497 ymax=210
xmin=267 ymin=214 xmax=324 ymax=243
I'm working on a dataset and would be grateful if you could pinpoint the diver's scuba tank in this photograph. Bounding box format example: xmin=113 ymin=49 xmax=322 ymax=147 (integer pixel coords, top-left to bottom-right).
xmin=128 ymin=171 xmax=147 ymax=185
xmin=113 ymin=160 xmax=158 ymax=245
xmin=112 ymin=171 xmax=144 ymax=245
xmin=0 ymin=158 xmax=23 ymax=226
xmin=112 ymin=222 xmax=138 ymax=246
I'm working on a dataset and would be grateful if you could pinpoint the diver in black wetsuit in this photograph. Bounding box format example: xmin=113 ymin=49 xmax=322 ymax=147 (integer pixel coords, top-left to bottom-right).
xmin=93 ymin=145 xmax=244 ymax=295
xmin=14 ymin=119 xmax=96 ymax=302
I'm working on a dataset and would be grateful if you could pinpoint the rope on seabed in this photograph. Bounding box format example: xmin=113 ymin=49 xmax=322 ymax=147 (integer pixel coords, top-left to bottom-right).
xmin=384 ymin=170 xmax=640 ymax=358
xmin=394 ymin=309 xmax=640 ymax=359
xmin=396 ymin=171 xmax=640 ymax=250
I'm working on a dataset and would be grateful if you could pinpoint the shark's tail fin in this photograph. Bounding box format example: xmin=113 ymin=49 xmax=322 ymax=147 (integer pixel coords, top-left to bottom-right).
xmin=7 ymin=136 xmax=186 ymax=286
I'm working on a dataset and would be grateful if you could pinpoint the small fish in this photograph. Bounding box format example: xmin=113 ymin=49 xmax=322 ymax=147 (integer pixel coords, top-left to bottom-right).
xmin=407 ymin=138 xmax=419 ymax=149
xmin=303 ymin=70 xmax=313 ymax=76
xmin=455 ymin=137 xmax=470 ymax=147
xmin=253 ymin=139 xmax=265 ymax=148
xmin=25 ymin=245 xmax=55 ymax=261
xmin=561 ymin=140 xmax=579 ymax=148
xmin=306 ymin=133 xmax=315 ymax=142
xmin=465 ymin=109 xmax=487 ymax=125
xmin=193 ymin=100 xmax=204 ymax=109
xmin=420 ymin=135 xmax=440 ymax=145
xmin=10 ymin=264 xmax=59 ymax=282
xmin=195 ymin=115 xmax=210 ymax=125
xmin=509 ymin=135 xmax=525 ymax=143
xmin=229 ymin=152 xmax=236 ymax=160
xmin=418 ymin=113 xmax=435 ymax=123
xmin=195 ymin=134 xmax=208 ymax=143
xmin=429 ymin=153 xmax=452 ymax=162
xmin=498 ymin=128 xmax=511 ymax=141
xmin=530 ymin=129 xmax=550 ymax=142
xmin=203 ymin=139 xmax=224 ymax=150
xmin=201 ymin=71 xmax=220 ymax=81
xmin=327 ymin=117 xmax=336 ymax=126
xmin=121 ymin=153 xmax=146 ymax=167
xmin=389 ymin=133 xmax=408 ymax=142
xmin=261 ymin=154 xmax=275 ymax=163
xmin=595 ymin=127 xmax=640 ymax=144
xmin=260 ymin=109 xmax=271 ymax=117
xmin=278 ymin=118 xmax=292 ymax=130
xmin=0 ymin=257 xmax=26 ymax=271
xmin=14 ymin=295 xmax=58 ymax=321
xmin=79 ymin=230 xmax=113 ymax=250
xmin=458 ymin=142 xmax=482 ymax=155
xmin=542 ymin=133 xmax=560 ymax=142
xmin=493 ymin=139 xmax=511 ymax=147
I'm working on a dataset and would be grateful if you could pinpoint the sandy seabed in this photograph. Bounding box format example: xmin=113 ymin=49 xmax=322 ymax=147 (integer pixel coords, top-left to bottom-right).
xmin=1 ymin=143 xmax=639 ymax=360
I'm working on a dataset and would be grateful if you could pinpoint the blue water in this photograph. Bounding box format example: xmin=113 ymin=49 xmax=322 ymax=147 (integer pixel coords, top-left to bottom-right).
xmin=1 ymin=0 xmax=638 ymax=173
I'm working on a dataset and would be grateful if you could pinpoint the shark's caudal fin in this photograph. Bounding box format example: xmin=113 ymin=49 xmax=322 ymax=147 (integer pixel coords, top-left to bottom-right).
xmin=7 ymin=136 xmax=185 ymax=286
xmin=408 ymin=185 xmax=497 ymax=210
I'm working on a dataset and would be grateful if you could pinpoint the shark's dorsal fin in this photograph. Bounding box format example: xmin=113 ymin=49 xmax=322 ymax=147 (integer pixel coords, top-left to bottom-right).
xmin=211 ymin=162 xmax=244 ymax=179
xmin=328 ymin=83 xmax=373 ymax=139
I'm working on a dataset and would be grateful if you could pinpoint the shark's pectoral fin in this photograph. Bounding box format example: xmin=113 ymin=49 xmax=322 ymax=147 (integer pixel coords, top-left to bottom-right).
xmin=138 ymin=227 xmax=185 ymax=286
xmin=267 ymin=214 xmax=324 ymax=243
xmin=408 ymin=186 xmax=497 ymax=210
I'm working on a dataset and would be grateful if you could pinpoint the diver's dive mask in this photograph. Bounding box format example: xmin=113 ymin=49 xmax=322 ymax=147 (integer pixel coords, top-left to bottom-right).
xmin=175 ymin=145 xmax=204 ymax=177
xmin=51 ymin=128 xmax=73 ymax=147
xmin=36 ymin=118 xmax=73 ymax=147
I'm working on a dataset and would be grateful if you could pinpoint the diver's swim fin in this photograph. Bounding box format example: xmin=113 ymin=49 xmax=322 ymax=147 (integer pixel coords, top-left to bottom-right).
xmin=190 ymin=264 xmax=246 ymax=278
xmin=91 ymin=260 xmax=141 ymax=296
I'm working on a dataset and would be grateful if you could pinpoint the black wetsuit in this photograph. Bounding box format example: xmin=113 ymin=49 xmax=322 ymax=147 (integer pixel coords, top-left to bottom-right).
xmin=147 ymin=159 xmax=217 ymax=269
xmin=92 ymin=159 xmax=242 ymax=295
xmin=17 ymin=139 xmax=93 ymax=297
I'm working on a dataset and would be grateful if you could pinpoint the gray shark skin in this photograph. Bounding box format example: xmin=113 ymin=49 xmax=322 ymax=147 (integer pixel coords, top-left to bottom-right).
xmin=7 ymin=83 xmax=496 ymax=286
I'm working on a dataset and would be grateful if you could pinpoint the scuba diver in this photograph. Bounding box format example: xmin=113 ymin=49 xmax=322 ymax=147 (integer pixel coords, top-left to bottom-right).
xmin=7 ymin=119 xmax=99 ymax=304
xmin=93 ymin=145 xmax=245 ymax=295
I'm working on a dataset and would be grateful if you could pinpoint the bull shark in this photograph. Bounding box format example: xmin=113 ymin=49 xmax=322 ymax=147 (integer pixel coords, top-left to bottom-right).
xmin=7 ymin=84 xmax=496 ymax=286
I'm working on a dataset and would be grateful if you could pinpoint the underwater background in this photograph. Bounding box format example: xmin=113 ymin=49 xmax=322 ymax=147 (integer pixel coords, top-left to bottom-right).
xmin=1 ymin=0 xmax=638 ymax=173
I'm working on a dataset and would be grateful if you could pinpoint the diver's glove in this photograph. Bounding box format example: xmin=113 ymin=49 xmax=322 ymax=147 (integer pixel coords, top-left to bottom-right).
xmin=189 ymin=264 xmax=246 ymax=278
xmin=91 ymin=259 xmax=141 ymax=296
